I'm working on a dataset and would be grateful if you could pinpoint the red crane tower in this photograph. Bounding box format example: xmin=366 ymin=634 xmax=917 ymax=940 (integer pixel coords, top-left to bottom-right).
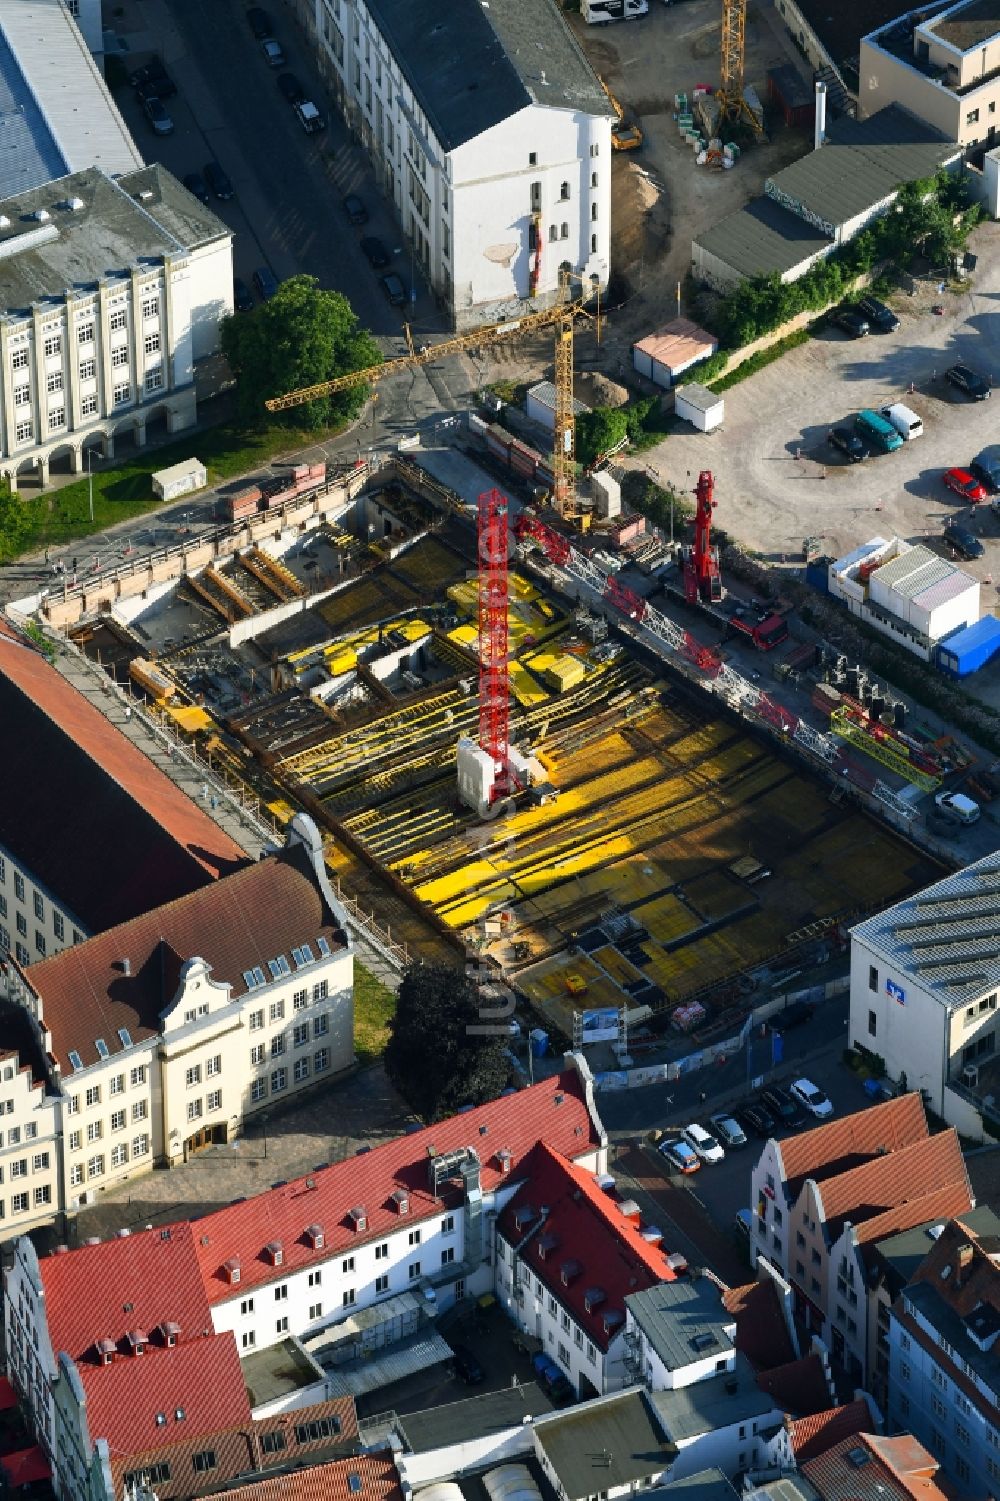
xmin=478 ymin=487 xmax=511 ymax=802
xmin=684 ymin=470 xmax=722 ymax=605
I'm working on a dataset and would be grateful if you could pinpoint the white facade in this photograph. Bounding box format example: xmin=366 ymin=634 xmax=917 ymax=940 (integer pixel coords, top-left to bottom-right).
xmin=310 ymin=0 xmax=611 ymax=328
xmin=0 ymin=1048 xmax=60 ymax=1235
xmin=827 ymin=537 xmax=978 ymax=661
xmin=495 ymin=1237 xmax=619 ymax=1396
xmin=63 ymin=0 xmax=103 ymax=56
xmin=0 ymin=843 xmax=85 ymax=972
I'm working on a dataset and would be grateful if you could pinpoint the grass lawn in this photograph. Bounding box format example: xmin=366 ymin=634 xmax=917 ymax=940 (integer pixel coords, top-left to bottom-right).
xmin=5 ymin=416 xmax=345 ymax=559
xmin=354 ymin=962 xmax=397 ymax=1064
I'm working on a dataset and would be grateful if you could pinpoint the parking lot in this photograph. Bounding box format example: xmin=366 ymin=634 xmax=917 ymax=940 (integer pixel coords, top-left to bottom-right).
xmin=642 ymin=224 xmax=1000 ymax=594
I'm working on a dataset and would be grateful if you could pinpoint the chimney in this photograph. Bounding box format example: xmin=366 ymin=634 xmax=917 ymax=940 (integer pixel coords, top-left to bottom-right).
xmin=122 ymin=958 xmax=131 ymax=976
xmin=814 ymin=81 xmax=827 ymax=150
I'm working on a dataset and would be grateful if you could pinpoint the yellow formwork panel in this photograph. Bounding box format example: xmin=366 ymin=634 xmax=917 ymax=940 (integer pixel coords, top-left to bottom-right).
xmin=266 ymin=797 xmax=297 ymax=825
xmin=592 ymin=944 xmax=645 ymax=989
xmin=632 ymin=892 xmax=702 ymax=943
xmin=511 ymin=662 xmax=549 ymax=708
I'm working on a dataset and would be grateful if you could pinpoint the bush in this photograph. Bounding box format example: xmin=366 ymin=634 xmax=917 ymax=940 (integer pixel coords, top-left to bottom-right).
xmin=575 ymin=406 xmax=629 ymax=467
xmin=709 ymin=329 xmax=810 ymax=392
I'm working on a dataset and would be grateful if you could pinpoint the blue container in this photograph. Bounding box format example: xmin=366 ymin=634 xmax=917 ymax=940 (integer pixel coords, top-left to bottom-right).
xmin=805 ymin=558 xmax=830 ymax=594
xmin=529 ymin=1028 xmax=549 ymax=1058
xmin=936 ymin=615 xmax=1000 ymax=677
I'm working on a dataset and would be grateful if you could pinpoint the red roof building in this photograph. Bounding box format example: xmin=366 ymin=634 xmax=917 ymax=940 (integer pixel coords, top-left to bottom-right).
xmin=199 ymin=1451 xmax=404 ymax=1501
xmin=802 ymin=1431 xmax=951 ymax=1501
xmin=789 ymin=1398 xmax=874 ymax=1461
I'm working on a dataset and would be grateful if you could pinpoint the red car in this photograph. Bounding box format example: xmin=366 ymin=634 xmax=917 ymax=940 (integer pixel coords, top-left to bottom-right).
xmin=944 ymin=467 xmax=988 ymax=503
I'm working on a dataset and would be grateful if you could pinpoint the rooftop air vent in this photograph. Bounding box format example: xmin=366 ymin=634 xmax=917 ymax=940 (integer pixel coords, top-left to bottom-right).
xmin=67 ymin=197 xmax=84 ymax=212
xmin=348 ymin=1206 xmax=368 ymax=1232
xmin=391 ymin=1189 xmax=410 ymax=1215
xmin=305 ymin=1224 xmax=325 ymax=1249
xmin=497 ymin=1149 xmax=513 ymax=1175
xmin=0 ymin=215 xmax=10 ymax=229
xmin=138 ymin=190 xmax=154 ymax=202
xmin=845 ymin=1447 xmax=870 ymax=1469
xmin=265 ymin=1241 xmax=283 ymax=1266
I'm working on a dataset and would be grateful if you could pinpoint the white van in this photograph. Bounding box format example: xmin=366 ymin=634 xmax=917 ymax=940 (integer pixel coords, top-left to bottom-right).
xmin=880 ymin=402 xmax=923 ymax=441
xmin=584 ymin=0 xmax=647 ymax=20
xmin=935 ymin=790 xmax=980 ymax=825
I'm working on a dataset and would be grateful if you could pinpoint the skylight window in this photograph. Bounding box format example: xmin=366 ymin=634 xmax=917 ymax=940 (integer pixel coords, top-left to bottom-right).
xmin=348 ymin=1476 xmax=362 ymax=1494
xmin=95 ymin=1039 xmax=109 ymax=1059
xmin=268 ymin=955 xmax=291 ymax=980
xmin=316 ymin=936 xmax=331 ymax=957
xmin=292 ymin=943 xmax=316 ymax=968
xmin=243 ymin=968 xmax=266 ymax=990
xmin=68 ymin=1050 xmax=83 ymax=1071
xmin=117 ymin=1028 xmax=133 ymax=1048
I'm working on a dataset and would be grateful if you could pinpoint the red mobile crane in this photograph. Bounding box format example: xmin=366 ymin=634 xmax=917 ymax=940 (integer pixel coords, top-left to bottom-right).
xmin=478 ymin=488 xmax=513 ymax=802
xmin=682 ymin=470 xmax=787 ymax=652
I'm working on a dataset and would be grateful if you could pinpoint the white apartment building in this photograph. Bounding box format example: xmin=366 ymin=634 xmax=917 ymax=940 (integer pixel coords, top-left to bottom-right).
xmin=1 ymin=814 xmax=352 ymax=1236
xmin=2 ymin=1060 xmax=607 ymax=1501
xmin=862 ymin=0 xmax=1000 ymax=149
xmin=850 ymin=853 xmax=1000 ymax=1140
xmin=310 ymin=0 xmax=613 ymax=328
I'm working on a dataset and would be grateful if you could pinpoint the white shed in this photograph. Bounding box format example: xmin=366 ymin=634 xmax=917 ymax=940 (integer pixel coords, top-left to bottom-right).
xmin=632 ymin=319 xmax=718 ymax=388
xmin=674 ymin=383 xmax=724 ymax=433
xmin=152 ymin=458 xmax=207 ymax=502
xmin=525 ymin=380 xmax=588 ymax=433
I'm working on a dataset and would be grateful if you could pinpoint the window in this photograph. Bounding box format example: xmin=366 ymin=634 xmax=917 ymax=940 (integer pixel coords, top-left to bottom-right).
xmin=590 ymin=143 xmax=599 ymax=157
xmin=899 ymin=1360 xmax=911 ymax=1381
xmin=275 ymin=1283 xmax=288 ymax=1302
xmin=276 ymin=1316 xmax=289 ymax=1333
xmin=33 ymin=1184 xmax=51 ymax=1208
xmin=310 ymin=1302 xmax=323 ymax=1320
xmin=409 ymin=1262 xmax=422 ymax=1280
xmin=313 ymin=980 xmax=328 ymax=1003
xmin=11 ymin=1192 xmax=27 ymax=1215
xmin=133 ymin=1134 xmax=150 ymax=1156
xmin=376 ymin=1272 xmax=389 ymax=1292
xmin=69 ymin=1130 xmax=81 ymax=1152
xmin=11 ymin=348 xmax=28 ymax=369
xmin=271 ymin=1068 xmax=287 ymax=1092
xmin=251 ymin=1044 xmax=265 ymax=1065
xmin=251 ymin=1078 xmax=267 ymax=1102
xmin=111 ymin=346 xmax=129 ymax=369
xmin=932 ymin=1394 xmax=946 ymax=1419
xmin=187 ymin=1100 xmax=202 ymax=1122
xmin=313 ymin=1267 xmax=327 ymax=1285
xmin=13 ymin=385 xmax=29 ymax=407
xmin=529 ymin=151 xmax=538 ymax=165
xmin=240 ymin=1297 xmax=255 ymax=1316
xmin=409 ymin=1229 xmax=422 ymax=1246
xmin=441 ymin=1247 xmax=455 ymax=1265
xmin=811 ymin=1249 xmax=821 ymax=1266
xmin=549 ymin=225 xmax=558 ymax=243
xmin=293 ymin=989 xmax=309 ymax=1010
xmin=591 ymin=234 xmax=598 ymax=253
xmin=967 ymin=108 xmax=981 ymax=125
xmin=869 ymin=965 xmax=878 ymax=992
xmin=87 ymin=1121 xmax=102 ymax=1143
xmin=343 ymin=1289 xmax=356 ymax=1307
xmin=113 ymin=382 xmax=131 ymax=405
xmin=145 ymin=367 xmax=163 ymax=393
xmin=69 ymin=1163 xmax=83 ymax=1188
xmin=35 ymin=931 xmax=45 ymax=956
xmin=559 ymin=181 xmax=570 ymax=200
xmin=868 ymin=1009 xmax=877 ymax=1037
xmin=294 ymin=1057 xmax=310 ymax=1083
xmin=110 ymin=1110 xmax=125 ymax=1132
xmin=270 ymin=1000 xmax=285 ymax=1021
xmin=295 ymin=1417 xmax=342 ymax=1444
xmin=142 ymin=296 xmax=159 ymax=319
xmin=110 ymin=1143 xmax=128 ymax=1169
xmin=87 ymin=1155 xmax=104 ymax=1179
xmin=955 ymin=1422 xmax=970 ymax=1446
xmin=45 ymin=372 xmax=63 ymax=395
xmin=375 ymin=1242 xmax=389 ymax=1260
xmin=47 ymin=409 xmax=65 ymax=432
xmin=249 ymin=1009 xmax=264 ymax=1031
xmin=110 ymin=1074 xmax=124 ymax=1096
xmin=207 ymin=1090 xmax=222 ymax=1112
xmin=78 ymin=323 xmax=95 ymax=345
xmin=110 ymin=310 xmax=127 ymax=332
xmin=795 ymin=1260 xmax=805 ymax=1277
xmin=900 ymin=1333 xmax=910 ymax=1351
xmin=271 ymin=1036 xmax=285 ymax=1058
xmin=16 ymin=913 xmax=26 ymax=937
xmin=591 ymin=171 xmax=598 ymax=188
xmin=294 ymin=1023 xmax=309 ymax=1047
xmin=560 ymin=222 xmax=569 ymax=239
xmin=315 ymin=1048 xmax=330 ymax=1071
xmin=126 ymin=1467 xmax=170 ymax=1489
xmin=442 ymin=1214 xmax=455 ymax=1233
xmin=207 ymin=1054 xmax=221 ymax=1077
xmin=242 ymin=1330 xmax=256 ymax=1350
xmin=313 ymin=1015 xmax=329 ymax=1038
xmin=192 ymin=1452 xmax=217 ymax=1474
xmin=144 ymin=332 xmax=161 ymax=355
xmin=14 ymin=420 xmax=32 ymax=443
xmin=44 ymin=335 xmax=61 ymax=357
xmin=132 ymin=1100 xmax=147 ymax=1121
xmin=587 ymin=1342 xmax=596 ymax=1363
xmin=186 ymin=1065 xmax=201 ymax=1088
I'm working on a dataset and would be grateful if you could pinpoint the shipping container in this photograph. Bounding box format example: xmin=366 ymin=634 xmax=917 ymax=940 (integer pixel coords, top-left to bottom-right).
xmin=936 ymin=615 xmax=1000 ymax=676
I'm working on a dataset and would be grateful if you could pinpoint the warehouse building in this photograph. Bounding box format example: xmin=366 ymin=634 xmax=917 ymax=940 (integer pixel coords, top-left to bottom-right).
xmin=308 ymin=0 xmax=613 ymax=328
xmin=692 ymin=105 xmax=960 ymax=292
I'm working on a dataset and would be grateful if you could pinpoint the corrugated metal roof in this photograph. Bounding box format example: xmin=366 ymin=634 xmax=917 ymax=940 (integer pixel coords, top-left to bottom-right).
xmin=694 ymin=195 xmax=830 ymax=280
xmin=0 ymin=0 xmax=142 ymax=194
xmin=871 ymin=545 xmax=941 ymax=594
xmin=911 ymin=570 xmax=976 ymax=613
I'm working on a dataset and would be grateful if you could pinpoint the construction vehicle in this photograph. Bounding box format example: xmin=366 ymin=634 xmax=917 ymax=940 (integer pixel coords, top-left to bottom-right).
xmin=600 ymin=76 xmax=644 ymax=151
xmin=717 ymin=0 xmax=764 ymax=135
xmin=673 ymin=471 xmax=786 ymax=649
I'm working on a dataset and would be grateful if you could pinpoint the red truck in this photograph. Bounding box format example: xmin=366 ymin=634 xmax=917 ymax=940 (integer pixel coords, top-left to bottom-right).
xmin=727 ymin=611 xmax=789 ymax=651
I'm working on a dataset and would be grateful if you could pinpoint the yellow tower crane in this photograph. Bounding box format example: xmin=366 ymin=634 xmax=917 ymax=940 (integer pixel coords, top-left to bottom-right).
xmin=716 ymin=0 xmax=764 ymax=135
xmin=264 ymin=271 xmax=600 ymax=523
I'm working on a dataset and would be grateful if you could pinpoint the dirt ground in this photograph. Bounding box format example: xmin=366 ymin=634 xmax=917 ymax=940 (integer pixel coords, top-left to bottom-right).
xmin=567 ymin=0 xmax=813 ymax=353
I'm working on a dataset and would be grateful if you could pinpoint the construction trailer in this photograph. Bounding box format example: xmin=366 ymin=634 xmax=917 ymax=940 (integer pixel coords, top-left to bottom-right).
xmin=674 ymin=383 xmax=724 ymax=433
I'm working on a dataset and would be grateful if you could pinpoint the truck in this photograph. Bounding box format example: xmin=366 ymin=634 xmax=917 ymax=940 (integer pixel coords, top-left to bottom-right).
xmin=726 ymin=611 xmax=788 ymax=651
xmin=584 ymin=0 xmax=647 ymax=22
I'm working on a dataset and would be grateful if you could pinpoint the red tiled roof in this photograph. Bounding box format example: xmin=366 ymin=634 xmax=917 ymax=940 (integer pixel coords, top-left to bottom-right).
xmin=496 ymin=1142 xmax=673 ymax=1350
xmin=80 ymin=1332 xmax=251 ymax=1458
xmin=27 ymin=840 xmax=344 ymax=1071
xmin=907 ymin=1215 xmax=1000 ymax=1317
xmin=193 ymin=1068 xmax=600 ymax=1300
xmin=39 ymin=1220 xmax=214 ymax=1363
xmin=201 ymin=1451 xmax=404 ymax=1501
xmin=802 ymin=1432 xmax=949 ymax=1501
xmin=0 ymin=618 xmax=246 ymax=932
xmin=722 ymin=1280 xmax=796 ymax=1371
xmin=818 ymin=1129 xmax=969 ymax=1242
xmin=755 ymin=1354 xmax=834 ymax=1417
xmin=855 ymin=1182 xmax=974 ymax=1259
xmin=779 ymin=1093 xmax=928 ymax=1200
xmin=0 ymin=1446 xmax=51 ymax=1486
xmin=790 ymin=1398 xmax=872 ymax=1461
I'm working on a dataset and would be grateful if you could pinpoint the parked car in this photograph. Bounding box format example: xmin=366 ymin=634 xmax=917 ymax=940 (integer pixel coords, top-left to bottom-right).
xmin=832 ymin=307 xmax=870 ymax=339
xmin=789 ymin=1078 xmax=833 ymax=1119
xmin=261 ymin=37 xmax=286 ymax=66
xmin=659 ymin=1138 xmax=700 ymax=1174
xmin=381 ymin=272 xmax=407 ymax=306
xmin=361 ymin=236 xmax=391 ymax=269
xmin=828 ymin=427 xmax=868 ymax=463
xmin=970 ymin=451 xmax=1000 ymax=494
xmin=734 ymin=1209 xmax=753 ymax=1242
xmin=759 ymin=1086 xmax=803 ymax=1127
xmin=204 ymin=161 xmax=234 ymax=201
xmin=131 ymin=57 xmax=177 ymax=98
xmin=343 ymin=193 xmax=368 ymax=224
xmin=679 ymin=1123 xmax=725 ymax=1164
xmin=277 ymin=71 xmax=305 ymax=103
xmin=943 ymin=520 xmax=984 ymax=560
xmin=142 ymin=95 xmax=174 ymax=135
xmin=709 ymin=1113 xmax=747 ymax=1149
xmin=944 ymin=467 xmax=988 ymax=504
xmin=183 ymin=172 xmax=210 ymax=205
xmin=451 ymin=1344 xmax=485 ymax=1385
xmin=769 ymin=1000 xmax=816 ymax=1034
xmin=252 ymin=266 xmax=279 ymax=300
xmin=857 ymin=295 xmax=899 ymax=332
xmin=736 ymin=1101 xmax=775 ymax=1137
xmin=295 ymin=100 xmax=326 ymax=133
xmin=247 ymin=6 xmax=273 ymax=38
xmin=233 ymin=278 xmax=254 ymax=313
xmin=934 ymin=789 xmax=981 ymax=825
xmin=946 ymin=363 xmax=991 ymax=400
xmin=532 ymin=1353 xmax=574 ymax=1405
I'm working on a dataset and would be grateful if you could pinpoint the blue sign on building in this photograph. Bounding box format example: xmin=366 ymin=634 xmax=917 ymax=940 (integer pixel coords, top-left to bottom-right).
xmin=886 ymin=978 xmax=906 ymax=1005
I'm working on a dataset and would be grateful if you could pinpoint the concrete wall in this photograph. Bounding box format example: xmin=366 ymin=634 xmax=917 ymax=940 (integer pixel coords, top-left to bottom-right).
xmin=398 ymin=1425 xmax=534 ymax=1488
xmin=859 ymin=40 xmax=964 ymax=140
xmin=849 ymin=937 xmax=950 ymax=1110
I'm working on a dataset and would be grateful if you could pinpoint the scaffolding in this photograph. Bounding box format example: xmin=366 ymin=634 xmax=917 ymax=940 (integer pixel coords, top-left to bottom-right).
xmin=830 ymin=707 xmax=941 ymax=792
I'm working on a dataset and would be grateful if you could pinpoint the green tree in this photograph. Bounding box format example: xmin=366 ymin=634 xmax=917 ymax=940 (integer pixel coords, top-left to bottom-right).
xmin=0 ymin=484 xmax=32 ymax=563
xmin=575 ymin=405 xmax=629 ymax=467
xmin=220 ymin=274 xmax=383 ymax=429
xmin=384 ymin=960 xmax=511 ymax=1121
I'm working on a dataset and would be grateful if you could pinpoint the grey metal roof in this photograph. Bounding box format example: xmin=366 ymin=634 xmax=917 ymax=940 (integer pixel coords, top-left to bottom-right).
xmin=765 ymin=106 xmax=960 ymax=232
xmin=0 ymin=166 xmax=230 ymax=317
xmin=0 ymin=0 xmax=142 ymax=196
xmin=873 ymin=1206 xmax=1000 ymax=1298
xmin=398 ymin=1382 xmax=553 ymax=1451
xmin=533 ymin=1389 xmax=676 ymax=1499
xmin=363 ymin=0 xmax=608 ymax=154
xmin=904 ymin=1278 xmax=1000 ymax=1401
xmin=650 ymin=1354 xmax=777 ymax=1442
xmin=851 ymin=853 xmax=1000 ymax=1006
xmin=926 ymin=0 xmax=1000 ymax=52
xmin=645 ymin=1470 xmax=738 ymax=1501
xmin=873 ymin=546 xmax=958 ymax=599
xmin=694 ymin=196 xmax=830 ymax=281
xmin=911 ymin=569 xmax=976 ymax=613
xmin=625 ymin=1277 xmax=735 ymax=1372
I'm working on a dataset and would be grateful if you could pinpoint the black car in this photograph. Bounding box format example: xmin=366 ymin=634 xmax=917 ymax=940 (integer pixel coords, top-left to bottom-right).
xmin=204 ymin=161 xmax=234 ymax=201
xmin=828 ymin=427 xmax=868 ymax=463
xmin=142 ymin=95 xmax=174 ymax=135
xmin=760 ymin=1086 xmax=804 ymax=1127
xmin=944 ymin=520 xmax=985 ymax=560
xmin=946 ymin=364 xmax=991 ymax=400
xmin=381 ymin=272 xmax=407 ymax=306
xmin=343 ymin=193 xmax=368 ymax=225
xmin=857 ymin=295 xmax=899 ymax=333
xmin=233 ymin=278 xmax=254 ymax=313
xmin=253 ymin=266 xmax=279 ymax=300
xmin=769 ymin=999 xmax=816 ymax=1034
xmin=131 ymin=57 xmax=177 ymax=98
xmin=361 ymin=236 xmax=391 ymax=269
xmin=451 ymin=1344 xmax=485 ymax=1384
xmin=277 ymin=71 xmax=305 ymax=103
xmin=183 ymin=172 xmax=210 ymax=205
xmin=736 ymin=1101 xmax=775 ymax=1138
xmin=247 ymin=6 xmax=273 ymax=38
xmin=832 ymin=307 xmax=870 ymax=339
xmin=970 ymin=451 xmax=1000 ymax=494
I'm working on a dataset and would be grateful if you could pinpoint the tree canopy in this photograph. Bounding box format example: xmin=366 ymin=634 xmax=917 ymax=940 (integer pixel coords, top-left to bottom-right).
xmin=220 ymin=274 xmax=383 ymax=429
xmin=384 ymin=960 xmax=511 ymax=1121
xmin=0 ymin=484 xmax=33 ymax=563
